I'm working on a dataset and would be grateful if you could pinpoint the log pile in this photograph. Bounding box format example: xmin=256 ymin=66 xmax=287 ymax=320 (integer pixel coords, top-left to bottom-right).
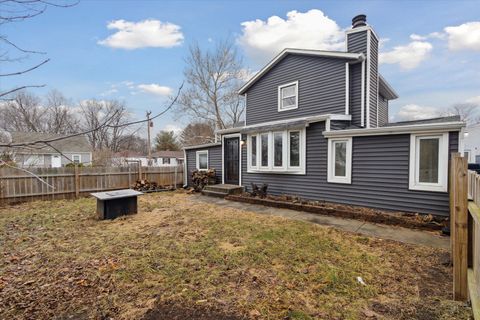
xmin=133 ymin=179 xmax=160 ymax=192
xmin=192 ymin=169 xmax=216 ymax=191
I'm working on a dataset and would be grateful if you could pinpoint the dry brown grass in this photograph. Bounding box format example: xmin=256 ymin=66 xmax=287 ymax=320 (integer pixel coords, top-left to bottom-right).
xmin=0 ymin=192 xmax=472 ymax=319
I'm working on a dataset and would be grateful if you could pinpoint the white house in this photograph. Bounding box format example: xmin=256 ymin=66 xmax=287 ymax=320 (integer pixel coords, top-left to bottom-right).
xmin=464 ymin=123 xmax=480 ymax=164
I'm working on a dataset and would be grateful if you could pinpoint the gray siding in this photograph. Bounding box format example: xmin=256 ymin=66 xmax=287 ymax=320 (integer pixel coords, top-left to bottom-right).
xmin=378 ymin=94 xmax=389 ymax=126
xmin=241 ymin=121 xmax=458 ymax=216
xmin=245 ymin=54 xmax=347 ymax=125
xmin=347 ymin=31 xmax=367 ymax=53
xmin=349 ymin=63 xmax=363 ymax=127
xmin=185 ymin=145 xmax=222 ymax=186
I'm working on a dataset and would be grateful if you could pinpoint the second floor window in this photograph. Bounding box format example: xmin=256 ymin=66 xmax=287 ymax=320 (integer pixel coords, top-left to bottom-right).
xmin=278 ymin=81 xmax=298 ymax=111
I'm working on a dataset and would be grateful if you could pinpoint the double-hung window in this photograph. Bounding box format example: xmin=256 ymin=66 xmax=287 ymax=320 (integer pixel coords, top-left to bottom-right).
xmin=327 ymin=138 xmax=352 ymax=184
xmin=196 ymin=150 xmax=208 ymax=171
xmin=72 ymin=154 xmax=81 ymax=164
xmin=409 ymin=133 xmax=448 ymax=192
xmin=247 ymin=128 xmax=305 ymax=174
xmin=278 ymin=81 xmax=298 ymax=111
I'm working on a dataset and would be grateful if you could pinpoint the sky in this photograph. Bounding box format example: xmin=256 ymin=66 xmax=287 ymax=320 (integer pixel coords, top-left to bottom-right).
xmin=2 ymin=0 xmax=480 ymax=137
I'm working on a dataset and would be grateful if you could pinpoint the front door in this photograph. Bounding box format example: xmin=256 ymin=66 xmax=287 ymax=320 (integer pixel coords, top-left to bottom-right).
xmin=224 ymin=137 xmax=240 ymax=185
xmin=51 ymin=155 xmax=61 ymax=168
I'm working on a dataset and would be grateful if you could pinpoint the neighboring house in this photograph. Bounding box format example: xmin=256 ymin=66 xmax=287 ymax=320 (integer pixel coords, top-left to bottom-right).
xmin=184 ymin=14 xmax=465 ymax=217
xmin=3 ymin=132 xmax=92 ymax=168
xmin=112 ymin=150 xmax=184 ymax=167
xmin=464 ymin=123 xmax=480 ymax=164
xmin=151 ymin=150 xmax=184 ymax=166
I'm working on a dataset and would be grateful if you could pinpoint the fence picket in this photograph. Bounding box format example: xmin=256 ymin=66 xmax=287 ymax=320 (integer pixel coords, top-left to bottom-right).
xmin=0 ymin=165 xmax=184 ymax=205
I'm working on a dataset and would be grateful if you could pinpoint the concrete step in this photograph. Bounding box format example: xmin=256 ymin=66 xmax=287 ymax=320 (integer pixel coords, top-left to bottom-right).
xmin=201 ymin=189 xmax=228 ymax=198
xmin=204 ymin=184 xmax=244 ymax=195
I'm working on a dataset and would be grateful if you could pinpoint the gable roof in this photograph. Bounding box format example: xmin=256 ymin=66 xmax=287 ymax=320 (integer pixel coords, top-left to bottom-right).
xmin=6 ymin=132 xmax=91 ymax=154
xmin=379 ymin=75 xmax=399 ymax=100
xmin=238 ymin=48 xmax=365 ymax=95
xmin=151 ymin=150 xmax=184 ymax=159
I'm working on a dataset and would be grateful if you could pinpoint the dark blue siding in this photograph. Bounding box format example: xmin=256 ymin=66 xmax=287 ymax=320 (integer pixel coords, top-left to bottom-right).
xmin=186 ymin=145 xmax=222 ymax=186
xmin=241 ymin=121 xmax=459 ymax=216
xmin=246 ymin=54 xmax=347 ymax=125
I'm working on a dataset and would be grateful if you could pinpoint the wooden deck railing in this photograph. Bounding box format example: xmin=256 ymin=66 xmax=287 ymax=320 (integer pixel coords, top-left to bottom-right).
xmin=451 ymin=153 xmax=480 ymax=318
xmin=0 ymin=165 xmax=183 ymax=205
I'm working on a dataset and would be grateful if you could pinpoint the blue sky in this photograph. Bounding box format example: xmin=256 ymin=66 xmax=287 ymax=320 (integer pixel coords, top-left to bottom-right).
xmin=3 ymin=0 xmax=480 ymax=136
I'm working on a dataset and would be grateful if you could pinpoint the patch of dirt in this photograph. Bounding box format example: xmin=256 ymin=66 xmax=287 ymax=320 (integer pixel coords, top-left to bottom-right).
xmin=227 ymin=193 xmax=447 ymax=231
xmin=142 ymin=300 xmax=246 ymax=320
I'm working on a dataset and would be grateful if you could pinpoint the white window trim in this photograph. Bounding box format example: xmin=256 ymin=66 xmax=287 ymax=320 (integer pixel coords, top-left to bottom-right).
xmin=247 ymin=128 xmax=305 ymax=174
xmin=196 ymin=150 xmax=209 ymax=171
xmin=278 ymin=81 xmax=299 ymax=112
xmin=409 ymin=133 xmax=449 ymax=192
xmin=72 ymin=154 xmax=81 ymax=164
xmin=327 ymin=137 xmax=352 ymax=184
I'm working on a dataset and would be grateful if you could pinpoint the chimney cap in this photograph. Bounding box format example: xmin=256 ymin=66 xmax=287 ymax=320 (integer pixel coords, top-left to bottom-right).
xmin=352 ymin=14 xmax=367 ymax=28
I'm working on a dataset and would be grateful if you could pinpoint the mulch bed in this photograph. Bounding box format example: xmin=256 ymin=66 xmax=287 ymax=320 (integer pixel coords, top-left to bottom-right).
xmin=225 ymin=193 xmax=447 ymax=231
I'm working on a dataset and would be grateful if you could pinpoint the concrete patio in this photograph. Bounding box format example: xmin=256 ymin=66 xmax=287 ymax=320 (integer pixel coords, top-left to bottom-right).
xmin=191 ymin=194 xmax=450 ymax=249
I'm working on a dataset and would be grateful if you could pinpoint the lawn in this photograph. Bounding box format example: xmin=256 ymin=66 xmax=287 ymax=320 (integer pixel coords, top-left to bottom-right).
xmin=0 ymin=192 xmax=471 ymax=319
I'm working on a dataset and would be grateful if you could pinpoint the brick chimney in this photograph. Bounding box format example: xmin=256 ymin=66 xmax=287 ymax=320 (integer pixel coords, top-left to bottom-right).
xmin=346 ymin=15 xmax=379 ymax=128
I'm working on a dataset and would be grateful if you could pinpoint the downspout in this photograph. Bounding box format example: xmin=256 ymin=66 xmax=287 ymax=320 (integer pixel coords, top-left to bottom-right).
xmin=183 ymin=148 xmax=188 ymax=188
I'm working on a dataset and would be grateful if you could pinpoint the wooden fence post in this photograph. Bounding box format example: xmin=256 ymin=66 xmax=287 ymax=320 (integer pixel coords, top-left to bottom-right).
xmin=451 ymin=153 xmax=469 ymax=301
xmin=74 ymin=165 xmax=80 ymax=199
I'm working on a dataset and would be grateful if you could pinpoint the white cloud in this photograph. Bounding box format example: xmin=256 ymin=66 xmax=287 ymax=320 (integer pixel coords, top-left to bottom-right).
xmin=466 ymin=96 xmax=480 ymax=105
xmin=238 ymin=9 xmax=344 ymax=63
xmin=98 ymin=19 xmax=184 ymax=50
xmin=163 ymin=123 xmax=182 ymax=134
xmin=137 ymin=84 xmax=172 ymax=97
xmin=379 ymin=41 xmax=433 ymax=70
xmin=409 ymin=34 xmax=427 ymax=41
xmin=444 ymin=21 xmax=480 ymax=51
xmin=394 ymin=104 xmax=441 ymax=121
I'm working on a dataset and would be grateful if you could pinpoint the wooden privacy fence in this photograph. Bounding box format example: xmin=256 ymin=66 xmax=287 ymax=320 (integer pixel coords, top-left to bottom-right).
xmin=451 ymin=153 xmax=480 ymax=317
xmin=0 ymin=165 xmax=184 ymax=205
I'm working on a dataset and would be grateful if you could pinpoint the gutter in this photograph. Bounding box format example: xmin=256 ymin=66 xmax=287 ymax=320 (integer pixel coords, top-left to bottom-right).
xmin=182 ymin=142 xmax=221 ymax=150
xmin=323 ymin=121 xmax=466 ymax=138
xmin=216 ymin=114 xmax=352 ymax=135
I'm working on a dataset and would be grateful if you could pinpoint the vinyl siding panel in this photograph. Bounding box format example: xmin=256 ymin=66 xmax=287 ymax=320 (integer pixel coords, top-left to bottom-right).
xmin=349 ymin=63 xmax=363 ymax=127
xmin=347 ymin=31 xmax=368 ymax=53
xmin=378 ymin=94 xmax=389 ymax=126
xmin=241 ymin=121 xmax=459 ymax=216
xmin=246 ymin=55 xmax=347 ymax=125
xmin=185 ymin=145 xmax=222 ymax=186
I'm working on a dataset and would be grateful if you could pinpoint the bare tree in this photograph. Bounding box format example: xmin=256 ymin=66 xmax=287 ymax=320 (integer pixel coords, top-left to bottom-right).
xmin=44 ymin=90 xmax=80 ymax=134
xmin=79 ymin=99 xmax=135 ymax=152
xmin=177 ymin=39 xmax=246 ymax=130
xmin=1 ymin=0 xmax=78 ymax=98
xmin=179 ymin=121 xmax=215 ymax=146
xmin=444 ymin=102 xmax=479 ymax=125
xmin=0 ymin=90 xmax=80 ymax=133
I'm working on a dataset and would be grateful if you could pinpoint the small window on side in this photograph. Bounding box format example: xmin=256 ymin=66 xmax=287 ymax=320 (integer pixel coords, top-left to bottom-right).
xmin=327 ymin=138 xmax=352 ymax=184
xmin=196 ymin=150 xmax=208 ymax=171
xmin=278 ymin=81 xmax=298 ymax=111
xmin=409 ymin=133 xmax=448 ymax=192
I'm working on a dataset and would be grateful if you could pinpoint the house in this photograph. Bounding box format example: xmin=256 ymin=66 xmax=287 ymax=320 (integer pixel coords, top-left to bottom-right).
xmin=151 ymin=150 xmax=184 ymax=166
xmin=183 ymin=14 xmax=465 ymax=217
xmin=2 ymin=132 xmax=92 ymax=168
xmin=464 ymin=123 xmax=480 ymax=164
xmin=112 ymin=150 xmax=184 ymax=167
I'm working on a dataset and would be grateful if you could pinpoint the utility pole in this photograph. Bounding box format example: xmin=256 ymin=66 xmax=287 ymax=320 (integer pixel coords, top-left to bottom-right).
xmin=146 ymin=111 xmax=152 ymax=166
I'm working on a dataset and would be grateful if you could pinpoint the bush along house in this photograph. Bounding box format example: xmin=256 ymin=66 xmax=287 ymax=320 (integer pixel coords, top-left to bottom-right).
xmin=183 ymin=14 xmax=465 ymax=217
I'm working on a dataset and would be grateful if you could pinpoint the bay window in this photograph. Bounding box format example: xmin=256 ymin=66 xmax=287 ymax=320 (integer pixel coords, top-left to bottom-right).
xmin=327 ymin=137 xmax=352 ymax=184
xmin=247 ymin=128 xmax=305 ymax=174
xmin=409 ymin=133 xmax=448 ymax=192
